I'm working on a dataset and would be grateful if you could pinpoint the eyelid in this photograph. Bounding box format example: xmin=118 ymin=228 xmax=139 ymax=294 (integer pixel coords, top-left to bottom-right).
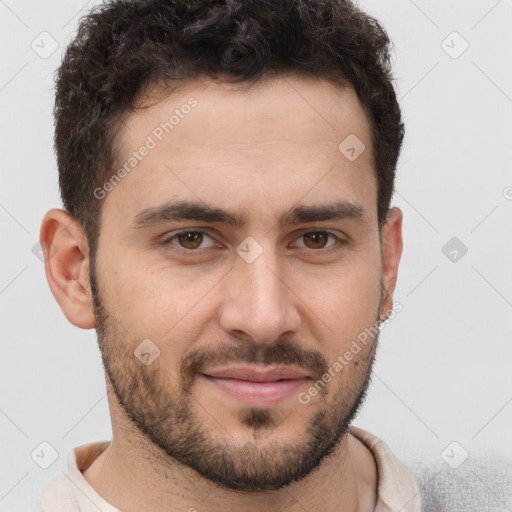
xmin=289 ymin=229 xmax=346 ymax=249
xmin=158 ymin=228 xmax=220 ymax=252
xmin=158 ymin=228 xmax=348 ymax=254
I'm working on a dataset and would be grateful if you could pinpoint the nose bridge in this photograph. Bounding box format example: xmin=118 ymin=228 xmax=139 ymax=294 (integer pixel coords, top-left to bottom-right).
xmin=243 ymin=254 xmax=283 ymax=314
xmin=220 ymin=241 xmax=300 ymax=342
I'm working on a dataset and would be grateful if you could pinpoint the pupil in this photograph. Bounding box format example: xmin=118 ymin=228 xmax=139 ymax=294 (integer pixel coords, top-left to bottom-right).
xmin=305 ymin=232 xmax=327 ymax=248
xmin=179 ymin=232 xmax=202 ymax=249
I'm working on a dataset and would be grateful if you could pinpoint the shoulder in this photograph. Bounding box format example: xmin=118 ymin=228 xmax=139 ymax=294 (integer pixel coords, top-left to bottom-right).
xmin=40 ymin=473 xmax=79 ymax=511
xmin=409 ymin=458 xmax=512 ymax=512
xmin=349 ymin=426 xmax=421 ymax=512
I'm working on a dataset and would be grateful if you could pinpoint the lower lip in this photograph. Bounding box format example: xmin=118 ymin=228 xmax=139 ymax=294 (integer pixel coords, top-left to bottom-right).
xmin=200 ymin=375 xmax=309 ymax=407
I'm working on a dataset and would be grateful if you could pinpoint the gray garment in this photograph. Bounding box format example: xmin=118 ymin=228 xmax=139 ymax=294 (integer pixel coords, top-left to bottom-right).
xmin=409 ymin=459 xmax=512 ymax=512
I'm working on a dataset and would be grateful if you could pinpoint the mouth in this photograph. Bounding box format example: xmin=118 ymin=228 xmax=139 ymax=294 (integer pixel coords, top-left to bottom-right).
xmin=199 ymin=365 xmax=311 ymax=406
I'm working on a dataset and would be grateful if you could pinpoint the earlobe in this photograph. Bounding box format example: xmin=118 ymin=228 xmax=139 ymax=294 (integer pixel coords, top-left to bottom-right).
xmin=380 ymin=207 xmax=403 ymax=319
xmin=39 ymin=208 xmax=96 ymax=329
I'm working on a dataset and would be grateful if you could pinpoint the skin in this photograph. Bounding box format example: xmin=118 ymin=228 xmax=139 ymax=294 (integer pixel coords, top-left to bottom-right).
xmin=41 ymin=74 xmax=403 ymax=512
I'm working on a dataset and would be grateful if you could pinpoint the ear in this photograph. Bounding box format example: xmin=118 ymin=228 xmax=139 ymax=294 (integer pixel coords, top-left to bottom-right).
xmin=39 ymin=208 xmax=95 ymax=329
xmin=379 ymin=207 xmax=403 ymax=320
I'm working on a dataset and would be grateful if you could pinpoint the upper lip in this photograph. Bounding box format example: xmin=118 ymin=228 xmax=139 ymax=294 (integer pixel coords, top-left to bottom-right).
xmin=201 ymin=365 xmax=310 ymax=382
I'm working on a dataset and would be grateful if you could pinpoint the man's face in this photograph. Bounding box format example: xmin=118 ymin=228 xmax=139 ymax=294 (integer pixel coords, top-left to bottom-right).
xmin=90 ymin=75 xmax=387 ymax=491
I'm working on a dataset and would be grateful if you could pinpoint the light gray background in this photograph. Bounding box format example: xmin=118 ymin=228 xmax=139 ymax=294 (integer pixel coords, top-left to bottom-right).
xmin=1 ymin=0 xmax=511 ymax=510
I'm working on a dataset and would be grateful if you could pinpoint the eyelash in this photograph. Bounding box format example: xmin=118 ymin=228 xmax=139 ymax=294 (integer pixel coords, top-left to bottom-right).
xmin=157 ymin=229 xmax=348 ymax=256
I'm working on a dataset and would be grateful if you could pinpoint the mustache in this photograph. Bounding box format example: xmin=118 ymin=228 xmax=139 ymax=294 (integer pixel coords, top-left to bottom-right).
xmin=180 ymin=339 xmax=328 ymax=391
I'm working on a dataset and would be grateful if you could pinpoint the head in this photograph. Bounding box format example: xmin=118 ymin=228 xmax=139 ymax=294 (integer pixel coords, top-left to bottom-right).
xmin=42 ymin=0 xmax=404 ymax=493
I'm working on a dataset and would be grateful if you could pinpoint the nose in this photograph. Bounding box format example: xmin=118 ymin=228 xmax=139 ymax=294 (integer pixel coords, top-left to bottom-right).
xmin=218 ymin=246 xmax=301 ymax=345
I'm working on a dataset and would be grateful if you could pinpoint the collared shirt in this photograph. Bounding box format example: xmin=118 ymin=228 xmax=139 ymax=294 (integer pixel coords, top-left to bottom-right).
xmin=40 ymin=426 xmax=421 ymax=511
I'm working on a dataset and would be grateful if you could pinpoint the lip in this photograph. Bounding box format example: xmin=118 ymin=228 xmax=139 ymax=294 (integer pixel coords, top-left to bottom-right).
xmin=199 ymin=365 xmax=310 ymax=407
xmin=201 ymin=365 xmax=309 ymax=382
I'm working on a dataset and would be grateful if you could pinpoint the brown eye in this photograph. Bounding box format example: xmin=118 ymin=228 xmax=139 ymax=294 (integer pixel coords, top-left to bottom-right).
xmin=302 ymin=232 xmax=330 ymax=249
xmin=160 ymin=230 xmax=218 ymax=254
xmin=177 ymin=231 xmax=204 ymax=249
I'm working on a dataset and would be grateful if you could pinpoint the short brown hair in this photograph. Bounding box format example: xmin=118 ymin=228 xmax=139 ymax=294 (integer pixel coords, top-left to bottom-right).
xmin=54 ymin=0 xmax=404 ymax=261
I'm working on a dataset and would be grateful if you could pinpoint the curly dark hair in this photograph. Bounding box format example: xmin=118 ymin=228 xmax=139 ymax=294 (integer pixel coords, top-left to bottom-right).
xmin=53 ymin=0 xmax=404 ymax=261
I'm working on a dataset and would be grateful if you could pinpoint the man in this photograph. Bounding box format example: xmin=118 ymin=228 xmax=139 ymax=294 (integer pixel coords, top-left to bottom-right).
xmin=39 ymin=0 xmax=420 ymax=510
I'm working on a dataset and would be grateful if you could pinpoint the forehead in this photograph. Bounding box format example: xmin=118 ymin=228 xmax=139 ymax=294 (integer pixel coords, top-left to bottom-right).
xmin=106 ymin=74 xmax=376 ymax=224
xmin=124 ymin=74 xmax=372 ymax=152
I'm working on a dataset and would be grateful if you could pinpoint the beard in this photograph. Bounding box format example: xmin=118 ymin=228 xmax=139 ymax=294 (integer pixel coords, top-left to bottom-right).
xmin=89 ymin=266 xmax=380 ymax=493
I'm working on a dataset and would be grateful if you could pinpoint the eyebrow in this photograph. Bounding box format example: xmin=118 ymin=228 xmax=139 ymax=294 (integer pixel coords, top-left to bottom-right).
xmin=130 ymin=200 xmax=367 ymax=229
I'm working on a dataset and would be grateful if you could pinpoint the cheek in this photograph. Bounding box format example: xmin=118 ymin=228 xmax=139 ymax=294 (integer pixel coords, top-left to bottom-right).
xmin=304 ymin=272 xmax=381 ymax=394
xmin=98 ymin=249 xmax=222 ymax=345
xmin=293 ymin=251 xmax=382 ymax=349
